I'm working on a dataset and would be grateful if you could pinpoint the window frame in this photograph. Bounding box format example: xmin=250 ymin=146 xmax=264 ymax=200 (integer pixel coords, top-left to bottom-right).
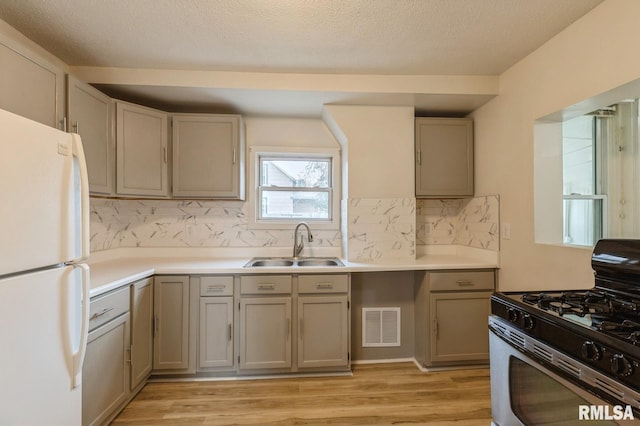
xmin=249 ymin=146 xmax=341 ymax=230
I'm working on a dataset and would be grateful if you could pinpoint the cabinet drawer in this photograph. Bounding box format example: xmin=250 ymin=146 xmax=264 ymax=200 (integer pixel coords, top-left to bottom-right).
xmin=429 ymin=270 xmax=494 ymax=292
xmin=89 ymin=286 xmax=130 ymax=331
xmin=298 ymin=274 xmax=348 ymax=294
xmin=240 ymin=275 xmax=292 ymax=295
xmin=200 ymin=276 xmax=234 ymax=296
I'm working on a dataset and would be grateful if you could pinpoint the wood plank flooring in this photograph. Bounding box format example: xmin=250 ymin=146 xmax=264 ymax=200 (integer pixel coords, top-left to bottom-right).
xmin=112 ymin=363 xmax=491 ymax=425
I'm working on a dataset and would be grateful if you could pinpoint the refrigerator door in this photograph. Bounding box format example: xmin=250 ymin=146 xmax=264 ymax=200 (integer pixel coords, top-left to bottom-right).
xmin=0 ymin=264 xmax=89 ymax=426
xmin=0 ymin=109 xmax=90 ymax=276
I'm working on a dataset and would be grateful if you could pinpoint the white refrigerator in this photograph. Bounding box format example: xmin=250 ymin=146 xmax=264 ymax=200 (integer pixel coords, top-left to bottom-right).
xmin=0 ymin=109 xmax=90 ymax=425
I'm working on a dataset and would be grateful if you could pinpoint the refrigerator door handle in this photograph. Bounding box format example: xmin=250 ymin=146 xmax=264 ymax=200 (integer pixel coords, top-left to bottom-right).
xmin=72 ymin=264 xmax=90 ymax=389
xmin=71 ymin=134 xmax=90 ymax=261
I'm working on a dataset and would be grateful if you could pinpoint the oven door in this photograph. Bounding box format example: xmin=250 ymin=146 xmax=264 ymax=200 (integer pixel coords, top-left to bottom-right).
xmin=490 ymin=327 xmax=638 ymax=426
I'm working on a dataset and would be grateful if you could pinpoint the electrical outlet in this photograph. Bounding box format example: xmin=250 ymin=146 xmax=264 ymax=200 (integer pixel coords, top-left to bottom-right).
xmin=502 ymin=223 xmax=511 ymax=240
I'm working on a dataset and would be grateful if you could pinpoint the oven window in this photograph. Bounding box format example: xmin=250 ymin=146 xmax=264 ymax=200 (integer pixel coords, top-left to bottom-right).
xmin=509 ymin=357 xmax=618 ymax=425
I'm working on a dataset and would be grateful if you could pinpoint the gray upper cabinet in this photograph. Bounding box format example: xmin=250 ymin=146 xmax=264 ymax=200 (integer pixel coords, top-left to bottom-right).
xmin=172 ymin=114 xmax=245 ymax=199
xmin=0 ymin=34 xmax=65 ymax=129
xmin=116 ymin=101 xmax=169 ymax=197
xmin=67 ymin=76 xmax=115 ymax=195
xmin=415 ymin=117 xmax=473 ymax=198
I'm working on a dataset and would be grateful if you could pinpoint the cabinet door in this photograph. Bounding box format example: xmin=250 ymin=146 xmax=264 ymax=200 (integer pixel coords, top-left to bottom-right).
xmin=67 ymin=75 xmax=115 ymax=195
xmin=0 ymin=37 xmax=64 ymax=129
xmin=172 ymin=114 xmax=244 ymax=199
xmin=153 ymin=276 xmax=190 ymax=370
xmin=130 ymin=278 xmax=153 ymax=390
xmin=415 ymin=118 xmax=473 ymax=197
xmin=199 ymin=297 xmax=234 ymax=369
xmin=429 ymin=292 xmax=491 ymax=363
xmin=239 ymin=297 xmax=292 ymax=370
xmin=82 ymin=313 xmax=131 ymax=426
xmin=297 ymin=296 xmax=349 ymax=369
xmin=116 ymin=101 xmax=168 ymax=197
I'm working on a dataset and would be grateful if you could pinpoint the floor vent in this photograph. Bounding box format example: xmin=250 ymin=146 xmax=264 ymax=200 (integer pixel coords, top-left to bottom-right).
xmin=362 ymin=307 xmax=401 ymax=347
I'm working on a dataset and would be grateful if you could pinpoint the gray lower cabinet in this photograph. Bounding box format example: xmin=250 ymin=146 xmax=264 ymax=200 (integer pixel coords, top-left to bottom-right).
xmin=239 ymin=296 xmax=292 ymax=370
xmin=239 ymin=275 xmax=293 ymax=371
xmin=428 ymin=291 xmax=492 ymax=363
xmin=130 ymin=277 xmax=153 ymax=390
xmin=415 ymin=269 xmax=494 ymax=367
xmin=297 ymin=274 xmax=350 ymax=369
xmin=83 ymin=287 xmax=131 ymax=426
xmin=198 ymin=276 xmax=235 ymax=370
xmin=153 ymin=275 xmax=194 ymax=373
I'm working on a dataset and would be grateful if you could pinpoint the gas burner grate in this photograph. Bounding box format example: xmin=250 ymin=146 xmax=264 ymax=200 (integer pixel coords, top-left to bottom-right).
xmin=597 ymin=319 xmax=640 ymax=346
xmin=521 ymin=290 xmax=639 ymax=319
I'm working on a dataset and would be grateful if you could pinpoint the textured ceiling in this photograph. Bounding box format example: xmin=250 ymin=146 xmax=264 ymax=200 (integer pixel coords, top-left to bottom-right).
xmin=0 ymin=0 xmax=604 ymax=115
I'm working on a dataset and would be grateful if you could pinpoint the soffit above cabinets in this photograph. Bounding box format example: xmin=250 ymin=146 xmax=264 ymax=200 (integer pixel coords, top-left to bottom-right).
xmin=0 ymin=0 xmax=604 ymax=116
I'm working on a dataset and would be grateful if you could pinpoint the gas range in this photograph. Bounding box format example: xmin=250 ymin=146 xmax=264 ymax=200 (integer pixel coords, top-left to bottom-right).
xmin=491 ymin=239 xmax=640 ymax=392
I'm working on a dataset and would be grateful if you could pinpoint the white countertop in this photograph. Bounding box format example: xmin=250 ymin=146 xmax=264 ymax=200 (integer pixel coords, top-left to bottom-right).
xmin=87 ymin=246 xmax=499 ymax=298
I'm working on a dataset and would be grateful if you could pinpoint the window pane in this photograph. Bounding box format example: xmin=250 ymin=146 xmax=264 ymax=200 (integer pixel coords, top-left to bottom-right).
xmin=562 ymin=116 xmax=595 ymax=195
xmin=563 ymin=198 xmax=603 ymax=246
xmin=260 ymin=190 xmax=330 ymax=220
xmin=260 ymin=159 xmax=330 ymax=188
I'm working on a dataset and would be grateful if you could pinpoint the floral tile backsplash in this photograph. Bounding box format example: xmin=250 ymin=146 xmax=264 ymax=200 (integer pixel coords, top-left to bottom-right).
xmin=90 ymin=198 xmax=342 ymax=252
xmin=90 ymin=195 xmax=499 ymax=255
xmin=346 ymin=198 xmax=416 ymax=262
xmin=416 ymin=195 xmax=500 ymax=251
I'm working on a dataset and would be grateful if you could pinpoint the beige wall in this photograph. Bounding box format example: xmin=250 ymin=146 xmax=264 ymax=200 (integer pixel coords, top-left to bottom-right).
xmin=472 ymin=0 xmax=640 ymax=291
xmin=323 ymin=105 xmax=415 ymax=199
xmin=244 ymin=117 xmax=339 ymax=148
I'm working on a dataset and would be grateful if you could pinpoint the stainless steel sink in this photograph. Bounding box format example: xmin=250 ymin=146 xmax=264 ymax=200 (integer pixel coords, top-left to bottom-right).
xmin=244 ymin=257 xmax=344 ymax=268
xmin=297 ymin=258 xmax=343 ymax=267
xmin=247 ymin=259 xmax=295 ymax=267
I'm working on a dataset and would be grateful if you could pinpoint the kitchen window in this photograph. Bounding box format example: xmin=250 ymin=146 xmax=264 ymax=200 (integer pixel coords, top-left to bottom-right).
xmin=250 ymin=147 xmax=340 ymax=230
xmin=562 ymin=114 xmax=606 ymax=246
xmin=559 ymin=100 xmax=640 ymax=246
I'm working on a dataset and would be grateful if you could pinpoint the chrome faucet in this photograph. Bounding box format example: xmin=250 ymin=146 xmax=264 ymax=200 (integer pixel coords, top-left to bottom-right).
xmin=292 ymin=222 xmax=313 ymax=258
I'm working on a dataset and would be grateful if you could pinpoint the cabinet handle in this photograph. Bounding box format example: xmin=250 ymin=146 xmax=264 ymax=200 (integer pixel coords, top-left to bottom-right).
xmin=90 ymin=307 xmax=114 ymax=321
xmin=207 ymin=285 xmax=226 ymax=292
xmin=228 ymin=324 xmax=232 ymax=341
xmin=417 ymin=149 xmax=422 ymax=165
xmin=163 ymin=147 xmax=167 ymax=164
xmin=456 ymin=280 xmax=474 ymax=287
xmin=126 ymin=345 xmax=133 ymax=365
xmin=72 ymin=122 xmax=79 ymax=134
xmin=299 ymin=318 xmax=303 ymax=339
xmin=232 ymin=147 xmax=236 ymax=165
xmin=258 ymin=284 xmax=275 ymax=291
xmin=60 ymin=117 xmax=67 ymax=132
xmin=286 ymin=318 xmax=291 ymax=339
xmin=154 ymin=315 xmax=159 ymax=337
xmin=434 ymin=318 xmax=439 ymax=339
xmin=316 ymin=283 xmax=333 ymax=290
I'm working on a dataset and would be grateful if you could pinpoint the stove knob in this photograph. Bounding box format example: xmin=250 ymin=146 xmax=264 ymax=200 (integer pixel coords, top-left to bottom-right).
xmin=507 ymin=308 xmax=520 ymax=323
xmin=523 ymin=314 xmax=535 ymax=330
xmin=610 ymin=354 xmax=633 ymax=377
xmin=581 ymin=341 xmax=601 ymax=361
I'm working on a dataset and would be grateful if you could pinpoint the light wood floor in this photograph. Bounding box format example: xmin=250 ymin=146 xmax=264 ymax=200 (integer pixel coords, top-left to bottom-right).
xmin=112 ymin=363 xmax=491 ymax=425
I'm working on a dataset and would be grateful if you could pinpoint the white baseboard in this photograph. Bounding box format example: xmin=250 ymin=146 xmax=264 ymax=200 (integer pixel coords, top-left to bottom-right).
xmin=351 ymin=357 xmax=415 ymax=365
